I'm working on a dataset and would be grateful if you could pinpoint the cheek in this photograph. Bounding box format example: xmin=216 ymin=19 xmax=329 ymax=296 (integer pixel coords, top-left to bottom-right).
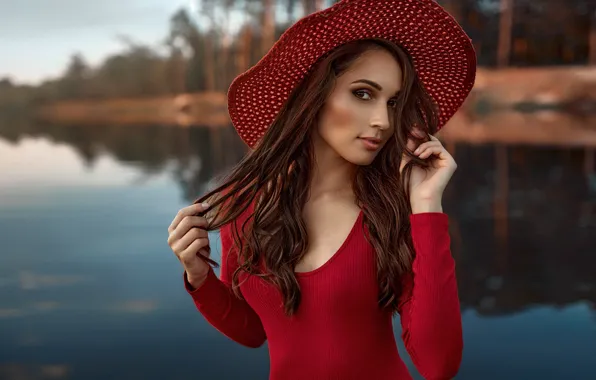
xmin=318 ymin=95 xmax=360 ymax=141
xmin=327 ymin=97 xmax=356 ymax=127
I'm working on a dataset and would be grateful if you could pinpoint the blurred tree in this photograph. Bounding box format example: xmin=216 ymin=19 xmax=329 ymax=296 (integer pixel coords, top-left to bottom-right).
xmin=164 ymin=45 xmax=187 ymax=95
xmin=168 ymin=9 xmax=208 ymax=92
xmin=589 ymin=0 xmax=596 ymax=64
xmin=1 ymin=0 xmax=594 ymax=107
xmin=58 ymin=54 xmax=91 ymax=99
xmin=89 ymin=37 xmax=168 ymax=98
xmin=64 ymin=54 xmax=90 ymax=80
xmin=262 ymin=0 xmax=276 ymax=57
xmin=285 ymin=0 xmax=297 ymax=22
xmin=497 ymin=0 xmax=513 ymax=67
xmin=302 ymin=0 xmax=316 ymax=15
xmin=438 ymin=0 xmax=594 ymax=67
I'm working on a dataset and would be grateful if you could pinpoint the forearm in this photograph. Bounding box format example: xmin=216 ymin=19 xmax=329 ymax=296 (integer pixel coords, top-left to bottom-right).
xmin=400 ymin=213 xmax=462 ymax=380
xmin=185 ymin=267 xmax=267 ymax=348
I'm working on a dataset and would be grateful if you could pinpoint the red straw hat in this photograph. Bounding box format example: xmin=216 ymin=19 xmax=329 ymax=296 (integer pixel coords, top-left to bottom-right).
xmin=227 ymin=0 xmax=477 ymax=148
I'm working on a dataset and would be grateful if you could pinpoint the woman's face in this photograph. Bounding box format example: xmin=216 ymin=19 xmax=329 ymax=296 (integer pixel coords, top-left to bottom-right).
xmin=315 ymin=48 xmax=403 ymax=166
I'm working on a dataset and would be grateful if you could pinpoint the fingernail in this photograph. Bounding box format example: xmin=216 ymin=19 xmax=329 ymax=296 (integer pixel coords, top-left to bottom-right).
xmin=201 ymin=202 xmax=210 ymax=208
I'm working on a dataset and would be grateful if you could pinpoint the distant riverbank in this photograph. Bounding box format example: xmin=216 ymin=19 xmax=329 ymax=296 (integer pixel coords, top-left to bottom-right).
xmin=34 ymin=92 xmax=229 ymax=128
xmin=29 ymin=66 xmax=596 ymax=147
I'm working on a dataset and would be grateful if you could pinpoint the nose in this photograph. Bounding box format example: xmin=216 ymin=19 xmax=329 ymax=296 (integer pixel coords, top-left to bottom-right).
xmin=370 ymin=104 xmax=391 ymax=131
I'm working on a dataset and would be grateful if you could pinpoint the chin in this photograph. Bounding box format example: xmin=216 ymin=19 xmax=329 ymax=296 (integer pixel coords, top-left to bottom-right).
xmin=344 ymin=152 xmax=378 ymax=166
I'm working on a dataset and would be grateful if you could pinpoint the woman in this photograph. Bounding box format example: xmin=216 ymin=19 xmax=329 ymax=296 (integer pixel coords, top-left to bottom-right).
xmin=167 ymin=1 xmax=476 ymax=379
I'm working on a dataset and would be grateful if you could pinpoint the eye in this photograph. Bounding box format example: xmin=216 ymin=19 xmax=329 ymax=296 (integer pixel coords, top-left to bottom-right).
xmin=352 ymin=89 xmax=372 ymax=100
xmin=352 ymin=89 xmax=397 ymax=108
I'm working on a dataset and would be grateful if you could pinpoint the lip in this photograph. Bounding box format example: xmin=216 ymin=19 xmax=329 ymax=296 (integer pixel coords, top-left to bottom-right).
xmin=359 ymin=137 xmax=382 ymax=151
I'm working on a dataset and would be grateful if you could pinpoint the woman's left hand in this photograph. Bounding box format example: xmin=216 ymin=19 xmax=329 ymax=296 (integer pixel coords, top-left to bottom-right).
xmin=401 ymin=134 xmax=457 ymax=212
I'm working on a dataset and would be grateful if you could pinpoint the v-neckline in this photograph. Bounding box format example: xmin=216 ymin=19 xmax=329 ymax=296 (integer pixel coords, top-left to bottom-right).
xmin=294 ymin=209 xmax=363 ymax=277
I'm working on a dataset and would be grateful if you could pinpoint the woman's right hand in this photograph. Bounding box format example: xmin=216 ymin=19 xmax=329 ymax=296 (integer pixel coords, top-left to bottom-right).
xmin=168 ymin=202 xmax=212 ymax=289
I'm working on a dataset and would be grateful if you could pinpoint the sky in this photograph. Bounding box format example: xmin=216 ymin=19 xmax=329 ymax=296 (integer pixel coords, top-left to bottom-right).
xmin=0 ymin=0 xmax=320 ymax=86
xmin=0 ymin=0 xmax=193 ymax=85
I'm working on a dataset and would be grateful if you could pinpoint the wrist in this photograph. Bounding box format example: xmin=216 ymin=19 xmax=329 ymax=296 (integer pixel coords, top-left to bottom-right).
xmin=411 ymin=198 xmax=443 ymax=214
xmin=186 ymin=270 xmax=209 ymax=290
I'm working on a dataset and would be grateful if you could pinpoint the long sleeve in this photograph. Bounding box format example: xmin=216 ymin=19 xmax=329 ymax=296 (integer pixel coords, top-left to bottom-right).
xmin=398 ymin=212 xmax=463 ymax=380
xmin=184 ymin=221 xmax=267 ymax=348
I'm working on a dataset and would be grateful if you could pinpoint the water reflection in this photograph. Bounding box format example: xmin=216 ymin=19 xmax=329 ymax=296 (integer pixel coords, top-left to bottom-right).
xmin=446 ymin=145 xmax=596 ymax=314
xmin=0 ymin=120 xmax=594 ymax=379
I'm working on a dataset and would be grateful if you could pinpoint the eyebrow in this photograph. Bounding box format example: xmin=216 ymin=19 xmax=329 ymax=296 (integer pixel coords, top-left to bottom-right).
xmin=351 ymin=79 xmax=400 ymax=95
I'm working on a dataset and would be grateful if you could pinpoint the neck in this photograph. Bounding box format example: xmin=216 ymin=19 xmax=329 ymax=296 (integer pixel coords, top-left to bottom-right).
xmin=309 ymin=134 xmax=356 ymax=201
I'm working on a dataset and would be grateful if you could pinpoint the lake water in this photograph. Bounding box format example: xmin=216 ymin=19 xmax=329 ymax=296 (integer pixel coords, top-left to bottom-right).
xmin=0 ymin=123 xmax=595 ymax=379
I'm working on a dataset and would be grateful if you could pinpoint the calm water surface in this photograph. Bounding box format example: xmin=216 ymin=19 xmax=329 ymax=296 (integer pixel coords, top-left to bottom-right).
xmin=0 ymin=124 xmax=595 ymax=379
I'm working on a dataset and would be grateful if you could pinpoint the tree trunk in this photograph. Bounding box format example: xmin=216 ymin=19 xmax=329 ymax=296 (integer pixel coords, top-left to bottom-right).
xmin=303 ymin=0 xmax=316 ymax=16
xmin=219 ymin=37 xmax=230 ymax=91
xmin=590 ymin=4 xmax=596 ymax=65
xmin=442 ymin=0 xmax=462 ymax=22
xmin=236 ymin=25 xmax=253 ymax=75
xmin=262 ymin=0 xmax=276 ymax=58
xmin=497 ymin=0 xmax=513 ymax=67
xmin=316 ymin=0 xmax=324 ymax=11
xmin=204 ymin=32 xmax=215 ymax=92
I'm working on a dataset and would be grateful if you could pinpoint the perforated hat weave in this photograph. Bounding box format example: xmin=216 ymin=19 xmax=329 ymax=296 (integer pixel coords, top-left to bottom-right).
xmin=227 ymin=0 xmax=477 ymax=149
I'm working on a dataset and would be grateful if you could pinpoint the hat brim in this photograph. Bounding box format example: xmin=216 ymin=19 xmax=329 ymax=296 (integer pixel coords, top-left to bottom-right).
xmin=227 ymin=0 xmax=477 ymax=148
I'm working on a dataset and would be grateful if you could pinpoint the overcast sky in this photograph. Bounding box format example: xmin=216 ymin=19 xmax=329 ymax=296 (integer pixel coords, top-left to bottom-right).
xmin=0 ymin=0 xmax=192 ymax=85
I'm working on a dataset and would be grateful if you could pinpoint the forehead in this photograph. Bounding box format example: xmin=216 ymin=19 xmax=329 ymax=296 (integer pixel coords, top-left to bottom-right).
xmin=339 ymin=49 xmax=403 ymax=91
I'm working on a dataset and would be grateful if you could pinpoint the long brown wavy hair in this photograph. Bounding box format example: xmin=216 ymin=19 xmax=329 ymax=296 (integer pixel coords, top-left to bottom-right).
xmin=194 ymin=38 xmax=439 ymax=316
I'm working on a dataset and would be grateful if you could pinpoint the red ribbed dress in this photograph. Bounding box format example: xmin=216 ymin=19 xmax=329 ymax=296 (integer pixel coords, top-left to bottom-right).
xmin=184 ymin=205 xmax=462 ymax=380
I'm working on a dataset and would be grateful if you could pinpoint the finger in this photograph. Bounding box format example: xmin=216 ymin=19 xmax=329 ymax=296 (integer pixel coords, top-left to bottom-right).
xmin=406 ymin=138 xmax=418 ymax=154
xmin=179 ymin=238 xmax=210 ymax=264
xmin=418 ymin=145 xmax=447 ymax=159
xmin=428 ymin=134 xmax=440 ymax=141
xmin=168 ymin=216 xmax=209 ymax=245
xmin=169 ymin=203 xmax=209 ymax=233
xmin=414 ymin=141 xmax=442 ymax=155
xmin=171 ymin=227 xmax=209 ymax=253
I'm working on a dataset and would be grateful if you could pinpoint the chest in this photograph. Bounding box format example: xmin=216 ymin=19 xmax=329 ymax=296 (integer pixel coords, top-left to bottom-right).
xmin=293 ymin=202 xmax=363 ymax=274
xmin=239 ymin=224 xmax=380 ymax=322
xmin=234 ymin=199 xmax=381 ymax=321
